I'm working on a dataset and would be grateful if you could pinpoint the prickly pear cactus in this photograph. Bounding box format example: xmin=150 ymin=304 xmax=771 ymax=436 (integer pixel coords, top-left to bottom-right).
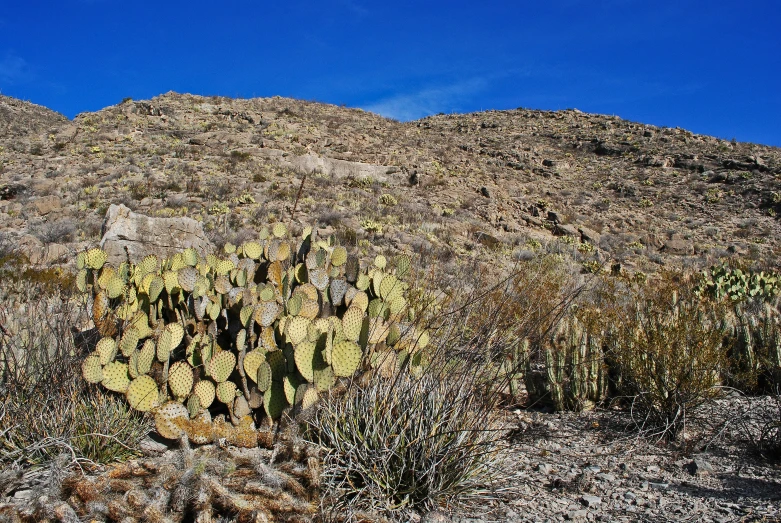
xmin=76 ymin=226 xmax=426 ymax=446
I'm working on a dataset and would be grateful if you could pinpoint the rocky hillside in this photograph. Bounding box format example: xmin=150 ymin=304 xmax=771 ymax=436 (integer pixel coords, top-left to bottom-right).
xmin=1 ymin=92 xmax=779 ymax=273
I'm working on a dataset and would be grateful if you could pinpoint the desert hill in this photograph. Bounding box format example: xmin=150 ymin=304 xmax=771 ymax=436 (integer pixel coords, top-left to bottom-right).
xmin=0 ymin=92 xmax=779 ymax=274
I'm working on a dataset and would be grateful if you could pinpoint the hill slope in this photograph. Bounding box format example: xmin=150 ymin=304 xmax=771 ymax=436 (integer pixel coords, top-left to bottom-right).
xmin=0 ymin=92 xmax=779 ymax=272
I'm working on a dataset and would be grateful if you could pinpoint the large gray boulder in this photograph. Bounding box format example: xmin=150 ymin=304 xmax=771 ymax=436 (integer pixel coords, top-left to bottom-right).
xmin=100 ymin=204 xmax=212 ymax=265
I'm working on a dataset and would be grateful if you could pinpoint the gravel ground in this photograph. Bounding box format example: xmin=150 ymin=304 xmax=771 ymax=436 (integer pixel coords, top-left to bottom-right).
xmin=448 ymin=394 xmax=781 ymax=523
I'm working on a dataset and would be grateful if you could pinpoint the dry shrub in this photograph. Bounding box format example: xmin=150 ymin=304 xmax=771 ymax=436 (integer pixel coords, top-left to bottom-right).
xmin=608 ymin=271 xmax=731 ymax=440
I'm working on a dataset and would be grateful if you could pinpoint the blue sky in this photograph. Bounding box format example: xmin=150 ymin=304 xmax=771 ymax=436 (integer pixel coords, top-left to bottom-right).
xmin=1 ymin=1 xmax=779 ymax=146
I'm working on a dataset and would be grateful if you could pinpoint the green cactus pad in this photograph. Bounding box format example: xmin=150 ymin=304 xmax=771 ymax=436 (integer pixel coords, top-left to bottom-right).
xmin=140 ymin=254 xmax=159 ymax=274
xmin=394 ymin=254 xmax=411 ymax=278
xmin=243 ymin=241 xmax=263 ymax=260
xmin=356 ymin=273 xmax=370 ymax=292
xmin=266 ymin=350 xmax=286 ymax=382
xmin=154 ymin=401 xmax=188 ymax=440
xmin=332 ymin=340 xmax=362 ymax=377
xmin=239 ymin=305 xmax=254 ymax=328
xmin=263 ymin=381 xmax=288 ymax=419
xmin=177 ymin=266 xmax=198 ymax=293
xmin=119 ymin=327 xmax=140 ymax=358
xmin=287 ymin=294 xmax=303 ymax=316
xmin=168 ymin=361 xmax=194 ymax=398
xmin=134 ymin=339 xmax=154 ymax=375
xmin=330 ymin=246 xmax=348 ymax=267
xmin=147 ymin=275 xmax=164 ymax=303
xmin=81 ymin=353 xmax=103 ymax=384
xmin=186 ymin=394 xmax=201 ymax=419
xmin=386 ymin=323 xmax=401 ymax=346
xmin=85 ymin=248 xmax=108 ymax=270
xmin=126 ymin=375 xmax=160 ymax=412
xmin=194 ymin=379 xmax=216 ymax=409
xmin=76 ymin=251 xmax=86 ymax=270
xmin=342 ymin=307 xmax=364 ymax=341
xmin=162 ymin=270 xmax=180 ymax=294
xmin=257 ymin=361 xmax=273 ymax=392
xmin=101 ymin=361 xmax=130 ymax=393
xmin=105 ymin=275 xmax=126 ymax=299
xmin=128 ymin=349 xmax=140 ymax=379
xmin=389 ymin=295 xmax=407 ymax=316
xmin=368 ymin=298 xmax=390 ymax=320
xmin=284 ymin=374 xmax=302 ymax=404
xmin=313 ymin=365 xmax=336 ymax=392
xmin=243 ymin=350 xmax=264 ymax=383
xmin=259 ymin=284 xmax=276 ymax=302
xmin=373 ymin=255 xmax=387 ymax=269
xmin=216 ymin=381 xmax=237 ymax=404
xmin=272 ymin=222 xmax=287 ymax=238
xmin=157 ymin=322 xmax=184 ymax=362
xmin=208 ymin=350 xmax=236 ymax=383
xmin=76 ymin=269 xmax=88 ymax=293
xmin=96 ymin=337 xmax=118 ymax=366
xmin=286 ymin=316 xmax=310 ymax=345
xmin=294 ymin=340 xmax=320 ymax=382
xmin=352 ymin=291 xmax=369 ymax=312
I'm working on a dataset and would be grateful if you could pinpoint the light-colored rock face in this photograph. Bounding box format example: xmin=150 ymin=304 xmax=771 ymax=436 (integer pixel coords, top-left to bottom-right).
xmin=100 ymin=204 xmax=213 ymax=265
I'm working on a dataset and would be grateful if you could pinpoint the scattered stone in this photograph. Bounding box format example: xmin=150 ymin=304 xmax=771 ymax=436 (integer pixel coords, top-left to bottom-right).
xmin=581 ymin=495 xmax=602 ymax=507
xmin=687 ymin=458 xmax=715 ymax=476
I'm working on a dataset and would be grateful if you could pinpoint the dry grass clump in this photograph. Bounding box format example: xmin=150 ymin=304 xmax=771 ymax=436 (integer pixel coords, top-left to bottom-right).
xmin=0 ymin=272 xmax=152 ymax=477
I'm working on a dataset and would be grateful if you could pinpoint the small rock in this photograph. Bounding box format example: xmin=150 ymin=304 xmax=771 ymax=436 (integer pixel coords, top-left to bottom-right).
xmin=32 ymin=195 xmax=62 ymax=215
xmin=646 ymin=465 xmax=661 ymax=473
xmin=536 ymin=463 xmax=553 ymax=474
xmin=687 ymin=458 xmax=715 ymax=476
xmin=581 ymin=495 xmax=602 ymax=507
xmin=584 ymin=465 xmax=601 ymax=474
xmin=649 ymin=481 xmax=670 ymax=490
xmin=480 ymin=186 xmax=491 ymax=198
xmin=624 ymin=491 xmax=637 ymax=500
xmin=596 ymin=473 xmax=616 ymax=483
xmin=421 ymin=510 xmax=450 ymax=523
xmin=566 ymin=509 xmax=589 ymax=520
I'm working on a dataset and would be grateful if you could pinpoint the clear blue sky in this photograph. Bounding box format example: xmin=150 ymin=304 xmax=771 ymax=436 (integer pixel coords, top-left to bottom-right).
xmin=1 ymin=1 xmax=779 ymax=146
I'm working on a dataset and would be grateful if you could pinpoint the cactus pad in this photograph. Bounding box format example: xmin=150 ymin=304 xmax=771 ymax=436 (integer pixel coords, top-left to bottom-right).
xmin=272 ymin=222 xmax=287 ymax=238
xmin=254 ymin=301 xmax=280 ymax=327
xmin=101 ymin=361 xmax=130 ymax=393
xmin=309 ymin=269 xmax=329 ymax=291
xmin=342 ymin=307 xmax=364 ymax=341
xmin=126 ymin=375 xmax=160 ymax=412
xmin=313 ymin=365 xmax=336 ymax=391
xmin=207 ymin=350 xmax=236 ymax=383
xmin=85 ymin=248 xmax=108 ymax=270
xmin=257 ymin=361 xmax=273 ymax=392
xmin=81 ymin=353 xmax=103 ymax=384
xmin=168 ymin=361 xmax=194 ymax=398
xmin=243 ymin=241 xmax=263 ymax=260
xmin=157 ymin=322 xmax=184 ymax=362
xmin=194 ymin=379 xmax=216 ymax=409
xmin=263 ymin=381 xmax=287 ymax=419
xmin=119 ymin=327 xmax=140 ymax=358
xmin=368 ymin=318 xmax=389 ymax=344
xmin=216 ymin=381 xmax=237 ymax=404
xmin=155 ymin=402 xmax=188 ymax=440
xmin=243 ymin=349 xmax=264 ymax=382
xmin=137 ymin=339 xmax=156 ymax=375
xmin=332 ymin=340 xmax=362 ymax=377
xmin=96 ymin=337 xmax=118 ymax=366
xmin=177 ymin=266 xmax=198 ymax=293
xmin=286 ymin=316 xmax=310 ymax=345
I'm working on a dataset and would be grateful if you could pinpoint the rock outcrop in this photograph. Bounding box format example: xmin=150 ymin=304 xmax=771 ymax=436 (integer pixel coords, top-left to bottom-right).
xmin=100 ymin=204 xmax=212 ymax=265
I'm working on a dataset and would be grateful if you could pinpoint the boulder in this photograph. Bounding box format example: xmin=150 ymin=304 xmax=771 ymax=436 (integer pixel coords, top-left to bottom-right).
xmin=100 ymin=204 xmax=213 ymax=265
xmin=32 ymin=195 xmax=62 ymax=215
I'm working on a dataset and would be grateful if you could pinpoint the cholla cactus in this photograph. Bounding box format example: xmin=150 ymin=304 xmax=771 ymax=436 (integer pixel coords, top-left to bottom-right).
xmin=75 ymin=224 xmax=426 ymax=446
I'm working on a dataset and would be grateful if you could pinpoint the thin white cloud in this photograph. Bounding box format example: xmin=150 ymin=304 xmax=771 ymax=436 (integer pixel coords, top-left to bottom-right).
xmin=0 ymin=53 xmax=31 ymax=85
xmin=362 ymin=77 xmax=489 ymax=121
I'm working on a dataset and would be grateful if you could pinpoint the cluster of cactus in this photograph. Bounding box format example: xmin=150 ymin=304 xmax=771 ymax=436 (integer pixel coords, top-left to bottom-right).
xmin=76 ymin=223 xmax=428 ymax=446
xmin=723 ymin=302 xmax=781 ymax=390
xmin=697 ymin=265 xmax=781 ymax=302
xmin=520 ymin=315 xmax=608 ymax=412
